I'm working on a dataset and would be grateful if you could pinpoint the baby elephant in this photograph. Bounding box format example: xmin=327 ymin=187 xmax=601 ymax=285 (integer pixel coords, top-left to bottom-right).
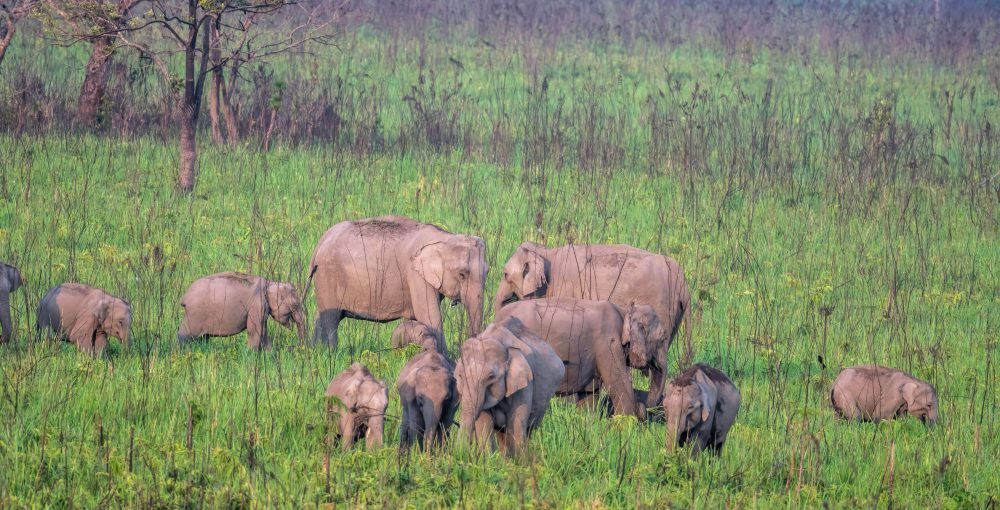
xmin=177 ymin=272 xmax=307 ymax=349
xmin=391 ymin=320 xmax=446 ymax=353
xmin=1 ymin=262 xmax=23 ymax=344
xmin=36 ymin=283 xmax=132 ymax=355
xmin=397 ymin=348 xmax=458 ymax=452
xmin=831 ymin=365 xmax=938 ymax=425
xmin=325 ymin=363 xmax=388 ymax=450
xmin=663 ymin=364 xmax=741 ymax=455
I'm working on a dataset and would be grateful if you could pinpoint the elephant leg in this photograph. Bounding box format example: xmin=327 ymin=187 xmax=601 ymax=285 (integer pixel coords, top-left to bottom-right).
xmin=339 ymin=414 xmax=356 ymax=450
xmin=399 ymin=404 xmax=412 ymax=451
xmin=94 ymin=332 xmax=108 ymax=356
xmin=421 ymin=397 xmax=442 ymax=453
xmin=313 ymin=309 xmax=342 ymax=349
xmin=0 ymin=291 xmax=12 ymax=343
xmin=575 ymin=392 xmax=603 ymax=413
xmin=473 ymin=411 xmax=494 ymax=450
xmin=645 ymin=348 xmax=668 ymax=417
xmin=594 ymin=342 xmax=639 ymax=418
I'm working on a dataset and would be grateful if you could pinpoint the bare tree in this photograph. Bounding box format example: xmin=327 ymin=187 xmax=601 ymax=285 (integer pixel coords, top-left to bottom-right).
xmin=0 ymin=0 xmax=36 ymax=68
xmin=45 ymin=0 xmax=336 ymax=193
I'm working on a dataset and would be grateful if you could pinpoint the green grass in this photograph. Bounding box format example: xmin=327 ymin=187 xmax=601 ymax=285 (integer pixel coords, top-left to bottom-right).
xmin=0 ymin=21 xmax=998 ymax=509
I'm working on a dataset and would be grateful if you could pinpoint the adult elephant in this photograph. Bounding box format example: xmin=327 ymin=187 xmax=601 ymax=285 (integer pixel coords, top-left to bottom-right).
xmin=307 ymin=216 xmax=487 ymax=349
xmin=0 ymin=262 xmax=23 ymax=344
xmin=494 ymin=242 xmax=691 ymax=409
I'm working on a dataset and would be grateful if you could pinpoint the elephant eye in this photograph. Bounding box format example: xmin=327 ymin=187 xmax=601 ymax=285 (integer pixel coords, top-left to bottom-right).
xmin=458 ymin=270 xmax=468 ymax=280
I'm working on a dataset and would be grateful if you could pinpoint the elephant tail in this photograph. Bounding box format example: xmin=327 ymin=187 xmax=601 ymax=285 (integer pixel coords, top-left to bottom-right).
xmin=302 ymin=263 xmax=319 ymax=301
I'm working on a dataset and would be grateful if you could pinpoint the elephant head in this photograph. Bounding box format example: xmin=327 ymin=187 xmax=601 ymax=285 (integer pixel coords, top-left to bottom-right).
xmin=325 ymin=364 xmax=388 ymax=449
xmin=266 ymin=281 xmax=308 ymax=344
xmin=663 ymin=371 xmax=716 ymax=451
xmin=412 ymin=236 xmax=488 ymax=336
xmin=621 ymin=304 xmax=664 ymax=369
xmin=494 ymin=244 xmax=548 ymax=313
xmin=391 ymin=320 xmax=446 ymax=353
xmin=100 ymin=297 xmax=132 ymax=349
xmin=0 ymin=263 xmax=23 ymax=343
xmin=454 ymin=322 xmax=533 ymax=443
xmin=901 ymin=380 xmax=938 ymax=425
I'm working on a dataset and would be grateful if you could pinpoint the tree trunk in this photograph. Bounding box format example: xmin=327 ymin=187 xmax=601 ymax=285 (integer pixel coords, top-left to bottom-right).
xmin=0 ymin=16 xmax=16 ymax=68
xmin=221 ymin=62 xmax=240 ymax=145
xmin=178 ymin=105 xmax=198 ymax=193
xmin=208 ymin=20 xmax=224 ymax=145
xmin=176 ymin=1 xmax=210 ymax=194
xmin=77 ymin=35 xmax=114 ymax=126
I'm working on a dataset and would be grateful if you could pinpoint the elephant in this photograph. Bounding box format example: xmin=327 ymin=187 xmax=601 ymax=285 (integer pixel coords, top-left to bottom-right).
xmin=831 ymin=365 xmax=938 ymax=425
xmin=494 ymin=242 xmax=691 ymax=409
xmin=454 ymin=317 xmax=565 ymax=456
xmin=36 ymin=283 xmax=132 ymax=355
xmin=397 ymin=349 xmax=458 ymax=452
xmin=177 ymin=272 xmax=307 ymax=350
xmin=0 ymin=262 xmax=23 ymax=344
xmin=494 ymin=298 xmax=665 ymax=419
xmin=307 ymin=216 xmax=487 ymax=350
xmin=324 ymin=363 xmax=388 ymax=450
xmin=391 ymin=320 xmax=446 ymax=353
xmin=663 ymin=364 xmax=740 ymax=455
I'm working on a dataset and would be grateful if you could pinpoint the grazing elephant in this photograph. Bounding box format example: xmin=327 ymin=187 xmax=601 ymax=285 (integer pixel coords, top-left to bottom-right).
xmin=307 ymin=216 xmax=487 ymax=349
xmin=391 ymin=320 xmax=446 ymax=353
xmin=177 ymin=272 xmax=307 ymax=349
xmin=831 ymin=365 xmax=938 ymax=425
xmin=494 ymin=242 xmax=691 ymax=409
xmin=397 ymin=349 xmax=458 ymax=452
xmin=324 ymin=363 xmax=388 ymax=450
xmin=663 ymin=364 xmax=740 ymax=455
xmin=495 ymin=298 xmax=665 ymax=419
xmin=0 ymin=262 xmax=23 ymax=344
xmin=454 ymin=317 xmax=565 ymax=456
xmin=36 ymin=283 xmax=132 ymax=355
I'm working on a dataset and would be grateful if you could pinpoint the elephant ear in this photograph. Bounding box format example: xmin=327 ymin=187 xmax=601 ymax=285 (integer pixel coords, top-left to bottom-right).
xmin=69 ymin=298 xmax=110 ymax=350
xmin=899 ymin=381 xmax=921 ymax=413
xmin=620 ymin=302 xmax=637 ymax=347
xmin=505 ymin=348 xmax=533 ymax=398
xmin=518 ymin=247 xmax=547 ymax=297
xmin=2 ymin=265 xmax=22 ymax=292
xmin=412 ymin=243 xmax=446 ymax=291
xmin=695 ymin=373 xmax=718 ymax=423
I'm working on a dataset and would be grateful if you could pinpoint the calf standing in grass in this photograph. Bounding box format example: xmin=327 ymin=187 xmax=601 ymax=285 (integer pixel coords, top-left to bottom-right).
xmin=663 ymin=364 xmax=741 ymax=454
xmin=831 ymin=365 xmax=938 ymax=425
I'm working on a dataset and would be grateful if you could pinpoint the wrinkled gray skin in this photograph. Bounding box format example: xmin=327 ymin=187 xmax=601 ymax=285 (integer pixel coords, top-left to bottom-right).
xmin=494 ymin=242 xmax=691 ymax=409
xmin=495 ymin=298 xmax=665 ymax=419
xmin=391 ymin=320 xmax=446 ymax=353
xmin=308 ymin=216 xmax=488 ymax=350
xmin=177 ymin=272 xmax=307 ymax=350
xmin=831 ymin=365 xmax=938 ymax=425
xmin=454 ymin=318 xmax=565 ymax=456
xmin=325 ymin=363 xmax=389 ymax=450
xmin=0 ymin=262 xmax=23 ymax=344
xmin=663 ymin=364 xmax=741 ymax=455
xmin=36 ymin=283 xmax=132 ymax=355
xmin=397 ymin=348 xmax=458 ymax=452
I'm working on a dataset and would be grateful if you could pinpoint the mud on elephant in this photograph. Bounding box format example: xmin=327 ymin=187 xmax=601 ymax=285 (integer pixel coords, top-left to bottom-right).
xmin=495 ymin=298 xmax=664 ymax=419
xmin=0 ymin=262 xmax=23 ymax=344
xmin=494 ymin=242 xmax=691 ymax=410
xmin=177 ymin=272 xmax=307 ymax=350
xmin=454 ymin=317 xmax=565 ymax=456
xmin=325 ymin=363 xmax=389 ymax=450
xmin=308 ymin=216 xmax=487 ymax=350
xmin=36 ymin=283 xmax=132 ymax=355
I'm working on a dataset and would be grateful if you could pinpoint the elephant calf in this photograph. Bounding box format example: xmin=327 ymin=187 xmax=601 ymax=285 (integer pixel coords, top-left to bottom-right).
xmin=454 ymin=317 xmax=565 ymax=456
xmin=36 ymin=283 xmax=132 ymax=355
xmin=325 ymin=363 xmax=388 ymax=450
xmin=831 ymin=365 xmax=938 ymax=425
xmin=397 ymin=347 xmax=458 ymax=452
xmin=495 ymin=298 xmax=664 ymax=419
xmin=177 ymin=272 xmax=307 ymax=350
xmin=391 ymin=320 xmax=446 ymax=353
xmin=1 ymin=262 xmax=23 ymax=344
xmin=663 ymin=364 xmax=740 ymax=455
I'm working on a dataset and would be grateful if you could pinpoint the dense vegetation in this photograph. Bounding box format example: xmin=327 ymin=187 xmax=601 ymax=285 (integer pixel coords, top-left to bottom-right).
xmin=0 ymin=0 xmax=997 ymax=507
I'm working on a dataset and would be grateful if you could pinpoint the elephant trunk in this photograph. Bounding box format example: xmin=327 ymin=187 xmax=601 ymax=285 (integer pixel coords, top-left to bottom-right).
xmin=459 ymin=391 xmax=485 ymax=444
xmin=292 ymin=308 xmax=308 ymax=345
xmin=665 ymin=417 xmax=683 ymax=451
xmin=366 ymin=414 xmax=385 ymax=449
xmin=493 ymin=284 xmax=514 ymax=316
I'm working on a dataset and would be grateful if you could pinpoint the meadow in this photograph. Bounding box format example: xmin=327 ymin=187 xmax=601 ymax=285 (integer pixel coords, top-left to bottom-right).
xmin=0 ymin=1 xmax=998 ymax=507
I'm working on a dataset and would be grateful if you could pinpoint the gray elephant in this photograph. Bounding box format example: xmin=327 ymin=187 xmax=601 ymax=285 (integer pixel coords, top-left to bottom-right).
xmin=36 ymin=283 xmax=132 ymax=355
xmin=454 ymin=317 xmax=565 ymax=456
xmin=495 ymin=298 xmax=664 ymax=419
xmin=663 ymin=364 xmax=740 ymax=455
xmin=177 ymin=272 xmax=307 ymax=349
xmin=397 ymin=348 xmax=458 ymax=452
xmin=324 ymin=363 xmax=388 ymax=450
xmin=494 ymin=242 xmax=691 ymax=409
xmin=307 ymin=216 xmax=487 ymax=349
xmin=0 ymin=262 xmax=23 ymax=344
xmin=391 ymin=320 xmax=446 ymax=353
xmin=831 ymin=365 xmax=938 ymax=425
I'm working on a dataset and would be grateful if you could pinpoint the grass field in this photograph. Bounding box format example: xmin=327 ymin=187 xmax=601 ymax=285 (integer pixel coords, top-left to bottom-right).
xmin=1 ymin=2 xmax=999 ymax=507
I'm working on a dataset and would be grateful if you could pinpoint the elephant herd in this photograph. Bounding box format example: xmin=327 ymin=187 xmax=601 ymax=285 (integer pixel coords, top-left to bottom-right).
xmin=0 ymin=215 xmax=939 ymax=457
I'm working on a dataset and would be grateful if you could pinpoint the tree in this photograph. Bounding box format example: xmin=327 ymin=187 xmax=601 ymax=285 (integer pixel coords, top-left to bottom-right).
xmin=0 ymin=0 xmax=36 ymax=68
xmin=46 ymin=0 xmax=335 ymax=193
